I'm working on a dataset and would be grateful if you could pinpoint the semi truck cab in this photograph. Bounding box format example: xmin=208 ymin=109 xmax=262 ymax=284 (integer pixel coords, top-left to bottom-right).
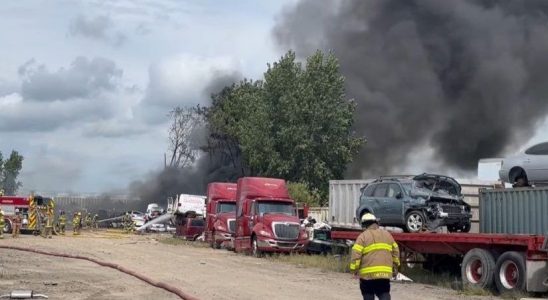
xmin=234 ymin=177 xmax=308 ymax=256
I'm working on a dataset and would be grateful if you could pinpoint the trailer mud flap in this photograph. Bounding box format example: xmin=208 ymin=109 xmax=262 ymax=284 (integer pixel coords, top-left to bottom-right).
xmin=526 ymin=260 xmax=548 ymax=293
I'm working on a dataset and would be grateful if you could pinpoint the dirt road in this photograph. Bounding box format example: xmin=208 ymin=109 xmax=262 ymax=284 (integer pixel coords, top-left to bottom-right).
xmin=0 ymin=231 xmax=498 ymax=300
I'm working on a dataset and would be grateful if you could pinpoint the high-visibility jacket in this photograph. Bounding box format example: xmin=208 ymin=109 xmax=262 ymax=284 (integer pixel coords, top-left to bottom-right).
xmin=58 ymin=215 xmax=66 ymax=225
xmin=349 ymin=224 xmax=400 ymax=280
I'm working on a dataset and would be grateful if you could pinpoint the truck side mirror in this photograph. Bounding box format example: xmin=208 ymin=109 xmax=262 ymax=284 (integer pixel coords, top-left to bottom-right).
xmin=395 ymin=192 xmax=403 ymax=199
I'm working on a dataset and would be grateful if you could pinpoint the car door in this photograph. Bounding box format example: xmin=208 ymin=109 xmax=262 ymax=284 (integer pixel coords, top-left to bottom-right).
xmin=383 ymin=183 xmax=404 ymax=223
xmin=370 ymin=183 xmax=388 ymax=222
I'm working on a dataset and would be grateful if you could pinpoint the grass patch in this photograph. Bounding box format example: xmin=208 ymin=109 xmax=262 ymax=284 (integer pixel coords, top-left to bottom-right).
xmin=267 ymin=253 xmax=349 ymax=273
xmin=157 ymin=237 xmax=210 ymax=248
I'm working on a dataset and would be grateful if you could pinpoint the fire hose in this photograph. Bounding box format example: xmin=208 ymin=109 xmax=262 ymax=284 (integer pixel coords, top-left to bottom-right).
xmin=0 ymin=245 xmax=199 ymax=300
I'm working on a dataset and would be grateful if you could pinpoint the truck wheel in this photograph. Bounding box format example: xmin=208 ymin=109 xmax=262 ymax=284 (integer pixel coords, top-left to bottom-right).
xmin=494 ymin=251 xmax=526 ymax=293
xmin=404 ymin=211 xmax=425 ymax=233
xmin=211 ymin=232 xmax=221 ymax=249
xmin=252 ymin=236 xmax=263 ymax=258
xmin=3 ymin=220 xmax=11 ymax=233
xmin=461 ymin=248 xmax=496 ymax=290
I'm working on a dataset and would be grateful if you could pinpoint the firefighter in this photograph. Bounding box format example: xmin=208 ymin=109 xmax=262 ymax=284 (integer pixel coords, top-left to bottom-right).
xmin=43 ymin=208 xmax=53 ymax=239
xmin=0 ymin=207 xmax=5 ymax=239
xmin=12 ymin=209 xmax=22 ymax=238
xmin=123 ymin=212 xmax=133 ymax=233
xmin=92 ymin=213 xmax=99 ymax=230
xmin=0 ymin=189 xmax=3 ymax=196
xmin=350 ymin=213 xmax=400 ymax=300
xmin=58 ymin=210 xmax=66 ymax=235
xmin=72 ymin=212 xmax=81 ymax=235
xmin=84 ymin=213 xmax=91 ymax=229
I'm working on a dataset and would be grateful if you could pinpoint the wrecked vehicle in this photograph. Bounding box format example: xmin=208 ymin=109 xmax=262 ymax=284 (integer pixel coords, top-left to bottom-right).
xmin=355 ymin=174 xmax=471 ymax=233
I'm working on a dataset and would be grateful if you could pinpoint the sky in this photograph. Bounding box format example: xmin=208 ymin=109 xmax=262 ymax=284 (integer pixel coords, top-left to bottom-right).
xmin=0 ymin=0 xmax=295 ymax=194
xmin=2 ymin=0 xmax=548 ymax=194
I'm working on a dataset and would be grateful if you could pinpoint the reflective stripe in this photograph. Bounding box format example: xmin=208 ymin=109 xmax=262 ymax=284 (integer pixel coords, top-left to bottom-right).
xmin=392 ymin=242 xmax=398 ymax=248
xmin=352 ymin=244 xmax=364 ymax=253
xmin=349 ymin=259 xmax=361 ymax=271
xmin=363 ymin=243 xmax=392 ymax=254
xmin=393 ymin=257 xmax=400 ymax=266
xmin=359 ymin=265 xmax=393 ymax=274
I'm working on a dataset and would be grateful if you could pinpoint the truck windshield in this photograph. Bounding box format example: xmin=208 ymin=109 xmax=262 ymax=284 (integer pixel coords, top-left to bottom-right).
xmin=217 ymin=202 xmax=236 ymax=213
xmin=256 ymin=201 xmax=296 ymax=216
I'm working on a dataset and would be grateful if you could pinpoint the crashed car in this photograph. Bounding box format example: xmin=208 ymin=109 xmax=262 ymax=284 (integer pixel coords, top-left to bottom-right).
xmin=355 ymin=174 xmax=471 ymax=233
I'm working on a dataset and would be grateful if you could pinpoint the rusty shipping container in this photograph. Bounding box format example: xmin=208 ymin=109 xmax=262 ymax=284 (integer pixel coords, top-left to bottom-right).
xmin=480 ymin=187 xmax=548 ymax=235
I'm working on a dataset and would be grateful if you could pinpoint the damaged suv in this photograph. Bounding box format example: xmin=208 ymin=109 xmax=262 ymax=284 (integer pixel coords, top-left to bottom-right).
xmin=355 ymin=174 xmax=472 ymax=233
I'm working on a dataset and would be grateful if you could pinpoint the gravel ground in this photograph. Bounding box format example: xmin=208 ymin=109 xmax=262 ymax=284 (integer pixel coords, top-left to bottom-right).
xmin=0 ymin=231 xmax=501 ymax=300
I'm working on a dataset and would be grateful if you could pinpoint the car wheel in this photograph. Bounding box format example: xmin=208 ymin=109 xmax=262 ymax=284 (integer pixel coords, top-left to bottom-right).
xmin=252 ymin=236 xmax=262 ymax=258
xmin=461 ymin=248 xmax=496 ymax=290
xmin=461 ymin=222 xmax=471 ymax=233
xmin=447 ymin=225 xmax=457 ymax=233
xmin=404 ymin=211 xmax=425 ymax=233
xmin=494 ymin=251 xmax=526 ymax=293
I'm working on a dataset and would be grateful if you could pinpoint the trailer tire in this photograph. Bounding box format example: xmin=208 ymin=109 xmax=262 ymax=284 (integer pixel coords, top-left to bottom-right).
xmin=494 ymin=251 xmax=526 ymax=293
xmin=461 ymin=248 xmax=496 ymax=290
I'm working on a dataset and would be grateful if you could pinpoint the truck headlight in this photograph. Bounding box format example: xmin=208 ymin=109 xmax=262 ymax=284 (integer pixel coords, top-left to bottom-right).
xmin=258 ymin=230 xmax=272 ymax=237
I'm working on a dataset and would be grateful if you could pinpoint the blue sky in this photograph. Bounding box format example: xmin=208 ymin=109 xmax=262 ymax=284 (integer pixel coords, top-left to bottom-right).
xmin=0 ymin=0 xmax=296 ymax=193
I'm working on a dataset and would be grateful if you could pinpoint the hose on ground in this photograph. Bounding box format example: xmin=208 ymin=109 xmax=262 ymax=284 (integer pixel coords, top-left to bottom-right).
xmin=0 ymin=245 xmax=199 ymax=300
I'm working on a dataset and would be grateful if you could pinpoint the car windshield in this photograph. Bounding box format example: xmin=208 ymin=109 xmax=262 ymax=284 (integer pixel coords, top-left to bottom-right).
xmin=217 ymin=202 xmax=236 ymax=213
xmin=412 ymin=178 xmax=460 ymax=196
xmin=256 ymin=201 xmax=296 ymax=216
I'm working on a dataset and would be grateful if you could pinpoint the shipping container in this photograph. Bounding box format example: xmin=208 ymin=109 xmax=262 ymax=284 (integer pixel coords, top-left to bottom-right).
xmin=328 ymin=180 xmax=372 ymax=229
xmin=480 ymin=187 xmax=548 ymax=235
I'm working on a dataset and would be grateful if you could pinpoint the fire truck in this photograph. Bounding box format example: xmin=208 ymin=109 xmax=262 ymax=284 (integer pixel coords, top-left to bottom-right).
xmin=0 ymin=194 xmax=56 ymax=234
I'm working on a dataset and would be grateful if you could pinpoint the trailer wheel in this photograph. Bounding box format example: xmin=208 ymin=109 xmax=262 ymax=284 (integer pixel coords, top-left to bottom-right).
xmin=404 ymin=211 xmax=426 ymax=233
xmin=461 ymin=248 xmax=496 ymax=290
xmin=494 ymin=251 xmax=526 ymax=293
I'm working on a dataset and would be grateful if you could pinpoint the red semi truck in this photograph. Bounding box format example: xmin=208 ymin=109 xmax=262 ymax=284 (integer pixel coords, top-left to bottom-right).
xmin=234 ymin=177 xmax=309 ymax=256
xmin=204 ymin=182 xmax=238 ymax=249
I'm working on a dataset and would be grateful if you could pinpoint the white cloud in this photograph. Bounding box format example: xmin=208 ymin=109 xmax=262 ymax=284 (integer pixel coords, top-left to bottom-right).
xmin=143 ymin=54 xmax=240 ymax=108
xmin=20 ymin=57 xmax=123 ymax=102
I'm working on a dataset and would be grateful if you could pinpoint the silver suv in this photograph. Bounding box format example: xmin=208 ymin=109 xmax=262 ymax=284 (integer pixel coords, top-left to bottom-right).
xmin=355 ymin=174 xmax=472 ymax=233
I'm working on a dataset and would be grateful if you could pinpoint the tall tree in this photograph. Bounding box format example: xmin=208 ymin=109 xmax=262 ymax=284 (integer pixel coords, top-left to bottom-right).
xmin=2 ymin=150 xmax=24 ymax=195
xmin=204 ymin=51 xmax=363 ymax=200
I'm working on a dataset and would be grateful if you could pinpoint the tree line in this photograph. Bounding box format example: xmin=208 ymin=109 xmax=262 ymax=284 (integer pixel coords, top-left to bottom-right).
xmin=167 ymin=51 xmax=364 ymax=205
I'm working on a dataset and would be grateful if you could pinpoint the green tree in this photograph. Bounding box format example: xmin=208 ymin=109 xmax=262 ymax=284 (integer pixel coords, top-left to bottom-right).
xmin=203 ymin=51 xmax=363 ymax=200
xmin=287 ymin=182 xmax=321 ymax=207
xmin=1 ymin=150 xmax=24 ymax=195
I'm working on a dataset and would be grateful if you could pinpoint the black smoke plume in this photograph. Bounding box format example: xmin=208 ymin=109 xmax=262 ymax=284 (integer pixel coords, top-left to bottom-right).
xmin=275 ymin=0 xmax=548 ymax=175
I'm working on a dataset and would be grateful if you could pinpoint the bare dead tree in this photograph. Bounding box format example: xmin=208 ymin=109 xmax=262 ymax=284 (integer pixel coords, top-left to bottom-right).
xmin=167 ymin=106 xmax=204 ymax=169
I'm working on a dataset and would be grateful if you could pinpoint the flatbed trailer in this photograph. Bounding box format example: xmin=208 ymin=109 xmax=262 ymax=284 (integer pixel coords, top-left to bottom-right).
xmin=332 ymin=230 xmax=548 ymax=294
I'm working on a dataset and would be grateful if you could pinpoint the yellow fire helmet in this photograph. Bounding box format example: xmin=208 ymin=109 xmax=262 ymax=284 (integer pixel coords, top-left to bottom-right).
xmin=361 ymin=213 xmax=378 ymax=223
xmin=77 ymin=212 xmax=81 ymax=216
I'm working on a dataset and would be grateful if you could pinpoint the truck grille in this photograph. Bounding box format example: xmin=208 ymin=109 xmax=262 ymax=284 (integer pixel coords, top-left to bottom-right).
xmin=227 ymin=219 xmax=236 ymax=233
xmin=273 ymin=223 xmax=299 ymax=239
